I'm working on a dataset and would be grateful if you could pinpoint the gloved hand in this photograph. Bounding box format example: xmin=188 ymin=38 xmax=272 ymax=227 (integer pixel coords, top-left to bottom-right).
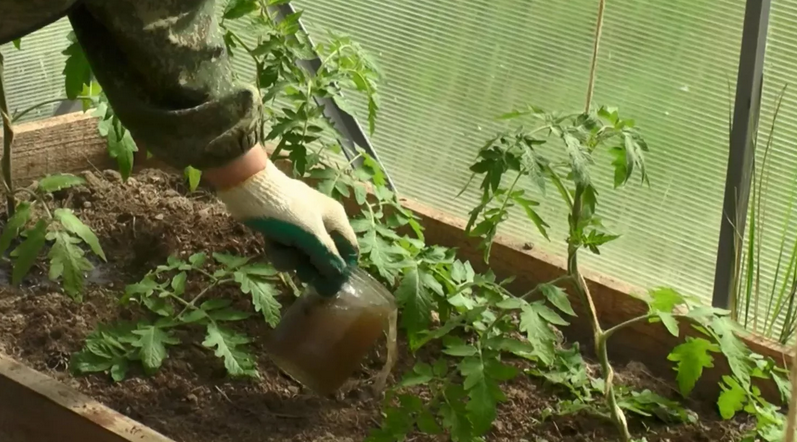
xmin=216 ymin=158 xmax=359 ymax=297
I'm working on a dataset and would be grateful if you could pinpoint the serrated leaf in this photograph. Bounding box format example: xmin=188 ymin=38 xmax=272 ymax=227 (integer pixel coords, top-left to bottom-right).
xmin=667 ymin=337 xmax=719 ymax=396
xmin=213 ymin=252 xmax=251 ymax=270
xmin=519 ymin=302 xmax=558 ymax=365
xmin=540 ymin=283 xmax=576 ymax=316
xmin=710 ymin=316 xmax=752 ymax=389
xmin=62 ymin=34 xmax=92 ymax=100
xmin=131 ymin=325 xmax=179 ymax=374
xmin=398 ymin=362 xmax=434 ymax=387
xmin=10 ymin=220 xmax=48 ymax=286
xmin=224 ymin=0 xmax=260 ymax=19
xmin=0 ymin=201 xmax=31 ymax=255
xmin=142 ymin=294 xmax=174 ymax=317
xmin=717 ymin=376 xmax=747 ymax=419
xmin=48 ymin=231 xmax=94 ymax=301
xmin=39 ymin=174 xmax=86 ymax=193
xmin=234 ymin=271 xmax=281 ymax=327
xmin=466 ymin=378 xmax=499 ymax=435
xmin=54 ymin=208 xmax=106 ymax=261
xmin=202 ymin=322 xmax=259 ymax=377
xmin=395 ymin=267 xmax=435 ymax=335
xmin=648 ymin=287 xmax=685 ymax=313
xmin=106 ymin=126 xmax=137 ymax=180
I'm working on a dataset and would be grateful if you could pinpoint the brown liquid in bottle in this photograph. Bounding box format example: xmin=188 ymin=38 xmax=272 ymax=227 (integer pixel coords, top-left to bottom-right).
xmin=266 ymin=268 xmax=394 ymax=395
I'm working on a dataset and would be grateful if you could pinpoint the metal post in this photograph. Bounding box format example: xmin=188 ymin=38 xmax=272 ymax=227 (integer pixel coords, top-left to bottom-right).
xmin=270 ymin=3 xmax=397 ymax=191
xmin=711 ymin=0 xmax=771 ymax=308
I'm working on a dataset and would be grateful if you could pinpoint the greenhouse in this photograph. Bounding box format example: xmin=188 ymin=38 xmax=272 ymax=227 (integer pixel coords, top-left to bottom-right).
xmin=1 ymin=0 xmax=796 ymax=441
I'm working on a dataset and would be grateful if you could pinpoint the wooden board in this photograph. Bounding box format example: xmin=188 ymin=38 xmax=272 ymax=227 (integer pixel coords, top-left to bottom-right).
xmin=0 ymin=354 xmax=174 ymax=442
xmin=0 ymin=112 xmax=792 ymax=440
xmin=0 ymin=112 xmax=117 ymax=187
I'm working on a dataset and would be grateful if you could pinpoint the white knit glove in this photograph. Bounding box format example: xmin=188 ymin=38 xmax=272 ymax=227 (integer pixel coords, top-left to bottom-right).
xmin=216 ymin=159 xmax=359 ymax=296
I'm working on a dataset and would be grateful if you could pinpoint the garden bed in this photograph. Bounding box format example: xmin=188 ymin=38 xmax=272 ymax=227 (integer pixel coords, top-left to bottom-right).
xmin=0 ymin=167 xmax=754 ymax=442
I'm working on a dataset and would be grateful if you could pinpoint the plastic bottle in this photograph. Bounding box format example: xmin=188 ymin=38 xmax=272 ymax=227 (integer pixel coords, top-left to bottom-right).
xmin=265 ymin=267 xmax=397 ymax=395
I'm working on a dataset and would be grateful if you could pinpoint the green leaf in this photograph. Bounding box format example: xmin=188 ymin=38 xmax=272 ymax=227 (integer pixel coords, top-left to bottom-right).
xmin=234 ymin=271 xmax=281 ymax=327
xmin=417 ymin=408 xmax=442 ymax=434
xmin=710 ymin=316 xmax=752 ymax=389
xmin=561 ymin=130 xmax=591 ymax=186
xmin=184 ymin=166 xmax=202 ymax=192
xmin=651 ymin=312 xmax=680 ymax=337
xmin=398 ymin=362 xmax=434 ymax=387
xmin=648 ymin=287 xmax=685 ymax=313
xmin=201 ymin=298 xmax=233 ymax=311
xmin=0 ymin=201 xmax=31 ymax=256
xmin=62 ymin=33 xmax=92 ymax=100
xmin=512 ymin=193 xmax=550 ymax=239
xmin=202 ymin=322 xmax=259 ymax=378
xmin=48 ymin=231 xmax=94 ymax=300
xmin=395 ymin=267 xmax=436 ymax=335
xmin=717 ymin=376 xmax=747 ymax=420
xmin=213 ymin=252 xmax=251 ymax=270
xmin=223 ymin=0 xmax=260 ymax=19
xmin=443 ymin=344 xmax=478 ymax=357
xmin=647 ymin=287 xmax=686 ymax=337
xmin=667 ymin=337 xmax=720 ymax=396
xmin=12 ymin=39 xmax=21 ymax=50
xmin=208 ymin=308 xmax=252 ymax=322
xmin=39 ymin=174 xmax=86 ymax=193
xmin=11 ymin=219 xmax=48 ymax=286
xmin=142 ymin=295 xmax=174 ymax=317
xmin=189 ymin=252 xmax=207 ymax=267
xmin=466 ymin=378 xmax=501 ymax=435
xmin=131 ymin=324 xmax=179 ymax=374
xmin=519 ymin=302 xmax=558 ymax=365
xmin=54 ymin=208 xmax=106 ymax=261
xmin=170 ymin=271 xmax=187 ymax=296
xmin=180 ymin=309 xmax=208 ymax=324
xmin=540 ymin=283 xmax=576 ymax=316
xmin=106 ymin=126 xmax=137 ymax=180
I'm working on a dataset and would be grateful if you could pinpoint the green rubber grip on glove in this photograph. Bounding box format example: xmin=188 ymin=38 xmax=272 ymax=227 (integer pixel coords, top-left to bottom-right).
xmin=244 ymin=218 xmax=357 ymax=297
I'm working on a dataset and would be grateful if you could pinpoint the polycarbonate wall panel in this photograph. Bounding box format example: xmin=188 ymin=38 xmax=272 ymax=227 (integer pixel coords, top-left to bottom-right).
xmin=294 ymin=0 xmax=745 ymax=302
xmin=1 ymin=19 xmax=73 ymax=125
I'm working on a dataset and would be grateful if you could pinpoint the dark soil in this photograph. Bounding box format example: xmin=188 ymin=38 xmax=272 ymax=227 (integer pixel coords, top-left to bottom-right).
xmin=0 ymin=169 xmax=752 ymax=442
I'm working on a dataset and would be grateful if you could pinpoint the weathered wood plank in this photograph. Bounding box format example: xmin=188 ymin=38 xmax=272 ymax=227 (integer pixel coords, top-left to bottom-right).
xmin=0 ymin=112 xmax=116 ymax=187
xmin=0 ymin=354 xmax=174 ymax=442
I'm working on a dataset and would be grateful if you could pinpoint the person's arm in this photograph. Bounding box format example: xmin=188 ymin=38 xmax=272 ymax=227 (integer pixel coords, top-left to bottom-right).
xmin=68 ymin=0 xmax=258 ymax=171
xmin=69 ymin=0 xmax=358 ymax=294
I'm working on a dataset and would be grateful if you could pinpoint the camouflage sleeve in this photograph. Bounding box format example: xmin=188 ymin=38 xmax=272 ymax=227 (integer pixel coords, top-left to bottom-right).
xmin=67 ymin=0 xmax=261 ymax=171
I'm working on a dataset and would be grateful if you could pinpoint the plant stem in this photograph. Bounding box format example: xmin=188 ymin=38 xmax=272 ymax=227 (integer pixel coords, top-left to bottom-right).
xmin=0 ymin=53 xmax=16 ymax=218
xmin=176 ymin=278 xmax=234 ymax=318
xmin=11 ymin=97 xmax=89 ymax=124
xmin=584 ymin=0 xmax=607 ymax=113
xmin=15 ymin=188 xmax=52 ymax=219
xmin=568 ymin=184 xmax=630 ymax=442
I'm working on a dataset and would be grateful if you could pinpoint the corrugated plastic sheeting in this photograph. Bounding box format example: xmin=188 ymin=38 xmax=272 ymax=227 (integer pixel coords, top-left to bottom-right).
xmin=0 ymin=18 xmax=72 ymax=126
xmin=293 ymin=0 xmax=745 ymax=305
